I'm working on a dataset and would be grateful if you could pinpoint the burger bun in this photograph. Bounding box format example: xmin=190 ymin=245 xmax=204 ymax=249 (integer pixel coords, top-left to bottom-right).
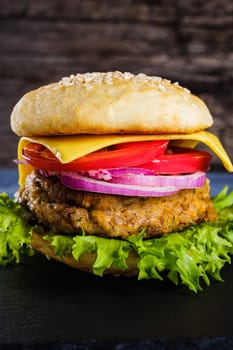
xmin=11 ymin=72 xmax=213 ymax=137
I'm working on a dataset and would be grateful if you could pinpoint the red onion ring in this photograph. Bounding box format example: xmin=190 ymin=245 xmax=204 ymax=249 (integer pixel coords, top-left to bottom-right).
xmin=59 ymin=173 xmax=179 ymax=197
xmin=110 ymin=172 xmax=206 ymax=189
xmin=39 ymin=169 xmax=206 ymax=196
xmin=83 ymin=167 xmax=154 ymax=180
xmin=13 ymin=159 xmax=29 ymax=165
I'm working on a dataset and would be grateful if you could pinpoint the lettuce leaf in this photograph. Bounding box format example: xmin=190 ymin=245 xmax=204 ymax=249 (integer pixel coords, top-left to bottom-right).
xmin=44 ymin=234 xmax=131 ymax=276
xmin=0 ymin=193 xmax=34 ymax=265
xmin=212 ymin=186 xmax=233 ymax=221
xmin=0 ymin=186 xmax=233 ymax=292
xmin=128 ymin=223 xmax=233 ymax=292
xmin=72 ymin=235 xmax=130 ymax=276
xmin=44 ymin=234 xmax=74 ymax=257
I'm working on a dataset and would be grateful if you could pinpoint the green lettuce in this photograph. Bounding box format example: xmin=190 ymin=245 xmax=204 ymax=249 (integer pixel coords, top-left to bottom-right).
xmin=45 ymin=233 xmax=131 ymax=276
xmin=212 ymin=186 xmax=233 ymax=221
xmin=44 ymin=234 xmax=74 ymax=257
xmin=0 ymin=187 xmax=233 ymax=292
xmin=0 ymin=193 xmax=34 ymax=265
xmin=128 ymin=222 xmax=233 ymax=292
xmin=73 ymin=235 xmax=130 ymax=276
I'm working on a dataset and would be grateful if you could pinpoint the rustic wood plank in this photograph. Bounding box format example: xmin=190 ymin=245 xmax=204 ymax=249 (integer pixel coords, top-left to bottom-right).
xmin=0 ymin=0 xmax=232 ymax=24
xmin=0 ymin=19 xmax=232 ymax=55
xmin=0 ymin=20 xmax=232 ymax=89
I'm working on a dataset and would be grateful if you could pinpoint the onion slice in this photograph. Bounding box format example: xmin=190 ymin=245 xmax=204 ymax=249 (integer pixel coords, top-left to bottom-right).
xmin=83 ymin=167 xmax=154 ymax=180
xmin=59 ymin=173 xmax=179 ymax=197
xmin=13 ymin=158 xmax=29 ymax=165
xmin=110 ymin=172 xmax=206 ymax=189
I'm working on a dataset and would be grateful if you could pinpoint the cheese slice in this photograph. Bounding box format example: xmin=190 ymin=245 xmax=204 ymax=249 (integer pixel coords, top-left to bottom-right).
xmin=18 ymin=131 xmax=233 ymax=186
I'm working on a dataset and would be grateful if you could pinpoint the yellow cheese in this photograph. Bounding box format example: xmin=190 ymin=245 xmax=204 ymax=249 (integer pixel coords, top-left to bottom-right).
xmin=18 ymin=131 xmax=233 ymax=186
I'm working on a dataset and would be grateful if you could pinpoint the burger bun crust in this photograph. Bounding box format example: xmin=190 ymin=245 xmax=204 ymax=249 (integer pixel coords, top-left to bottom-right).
xmin=11 ymin=72 xmax=213 ymax=136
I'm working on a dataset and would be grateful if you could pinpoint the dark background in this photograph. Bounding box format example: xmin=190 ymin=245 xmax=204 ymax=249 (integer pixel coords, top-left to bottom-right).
xmin=0 ymin=0 xmax=232 ymax=167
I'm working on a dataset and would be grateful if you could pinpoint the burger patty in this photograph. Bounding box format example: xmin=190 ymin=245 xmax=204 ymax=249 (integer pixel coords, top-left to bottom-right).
xmin=18 ymin=171 xmax=218 ymax=239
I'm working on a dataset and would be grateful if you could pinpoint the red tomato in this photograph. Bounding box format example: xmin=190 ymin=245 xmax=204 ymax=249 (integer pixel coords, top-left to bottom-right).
xmin=140 ymin=147 xmax=212 ymax=174
xmin=22 ymin=140 xmax=169 ymax=172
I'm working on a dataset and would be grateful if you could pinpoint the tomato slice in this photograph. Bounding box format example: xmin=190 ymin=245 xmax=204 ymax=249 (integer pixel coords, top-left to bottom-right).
xmin=22 ymin=140 xmax=168 ymax=172
xmin=140 ymin=147 xmax=212 ymax=174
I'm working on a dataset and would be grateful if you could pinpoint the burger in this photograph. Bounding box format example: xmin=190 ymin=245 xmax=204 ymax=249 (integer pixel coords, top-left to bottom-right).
xmin=6 ymin=71 xmax=233 ymax=291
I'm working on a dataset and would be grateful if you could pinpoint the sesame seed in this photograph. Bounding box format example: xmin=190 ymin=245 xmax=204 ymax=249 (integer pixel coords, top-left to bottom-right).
xmin=158 ymin=82 xmax=167 ymax=92
xmin=58 ymin=71 xmax=190 ymax=93
xmin=184 ymin=87 xmax=191 ymax=94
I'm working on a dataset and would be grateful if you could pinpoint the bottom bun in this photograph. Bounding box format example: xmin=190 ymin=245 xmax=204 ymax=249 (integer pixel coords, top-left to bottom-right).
xmin=31 ymin=231 xmax=139 ymax=277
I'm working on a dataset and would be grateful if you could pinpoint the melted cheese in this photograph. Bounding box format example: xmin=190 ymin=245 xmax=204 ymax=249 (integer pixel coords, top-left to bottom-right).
xmin=18 ymin=131 xmax=233 ymax=186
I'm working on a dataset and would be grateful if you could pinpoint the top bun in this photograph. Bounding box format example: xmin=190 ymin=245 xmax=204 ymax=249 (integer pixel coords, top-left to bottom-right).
xmin=11 ymin=71 xmax=213 ymax=136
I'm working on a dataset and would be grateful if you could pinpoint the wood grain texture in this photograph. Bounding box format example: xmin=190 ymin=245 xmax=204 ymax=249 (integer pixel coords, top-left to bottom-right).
xmin=0 ymin=0 xmax=232 ymax=167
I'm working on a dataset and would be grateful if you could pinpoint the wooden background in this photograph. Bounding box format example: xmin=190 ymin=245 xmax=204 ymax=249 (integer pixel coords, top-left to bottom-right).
xmin=0 ymin=0 xmax=232 ymax=168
